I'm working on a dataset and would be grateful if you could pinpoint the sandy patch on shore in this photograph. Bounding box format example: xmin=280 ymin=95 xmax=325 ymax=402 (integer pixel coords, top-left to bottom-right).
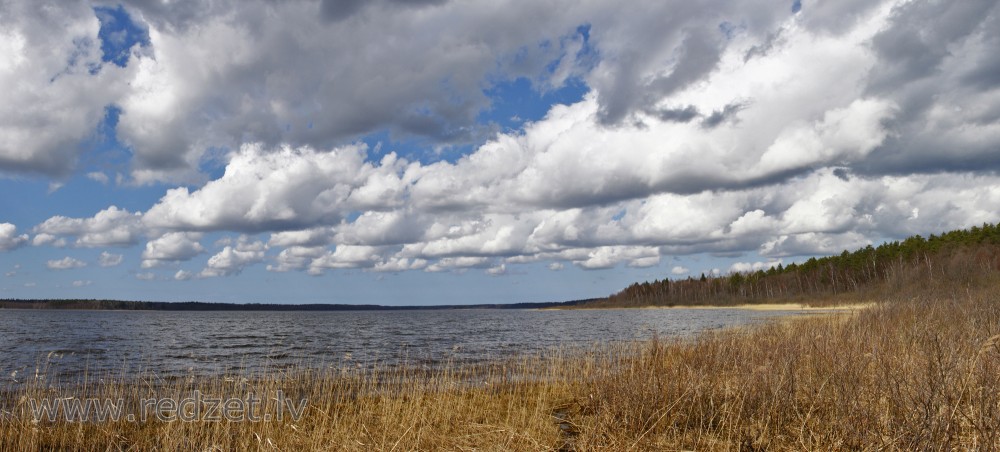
xmin=545 ymin=302 xmax=877 ymax=311
xmin=692 ymin=302 xmax=877 ymax=311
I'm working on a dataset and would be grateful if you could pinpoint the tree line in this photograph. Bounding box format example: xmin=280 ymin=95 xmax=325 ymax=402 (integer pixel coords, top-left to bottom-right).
xmin=588 ymin=223 xmax=1000 ymax=307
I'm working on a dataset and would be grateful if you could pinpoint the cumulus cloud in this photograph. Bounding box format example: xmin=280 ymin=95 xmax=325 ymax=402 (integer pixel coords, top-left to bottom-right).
xmin=47 ymin=257 xmax=87 ymax=270
xmin=268 ymin=228 xmax=335 ymax=248
xmin=112 ymin=0 xmax=626 ymax=182
xmin=34 ymin=207 xmax=143 ymax=248
xmin=425 ymin=257 xmax=492 ymax=273
xmin=32 ymin=233 xmax=66 ymax=247
xmin=671 ymin=266 xmax=689 ymax=275
xmin=309 ymin=245 xmax=384 ymax=274
xmin=140 ymin=232 xmax=204 ymax=268
xmin=142 ymin=144 xmax=411 ymax=231
xmin=0 ymin=0 xmax=789 ymax=182
xmin=199 ymin=238 xmax=266 ymax=277
xmin=573 ymin=246 xmax=660 ymax=270
xmin=86 ymin=172 xmax=110 ymax=185
xmin=729 ymin=259 xmax=783 ymax=274
xmin=372 ymin=257 xmax=429 ymax=273
xmin=3 ymin=0 xmax=996 ymax=188
xmin=486 ymin=264 xmax=507 ymax=276
xmin=0 ymin=223 xmax=28 ymax=251
xmin=0 ymin=2 xmax=131 ymax=176
xmin=267 ymin=246 xmax=327 ymax=273
xmin=98 ymin=251 xmax=124 ymax=267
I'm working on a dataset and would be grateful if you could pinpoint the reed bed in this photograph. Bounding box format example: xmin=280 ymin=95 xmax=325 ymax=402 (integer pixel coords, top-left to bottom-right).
xmin=3 ymin=290 xmax=1000 ymax=450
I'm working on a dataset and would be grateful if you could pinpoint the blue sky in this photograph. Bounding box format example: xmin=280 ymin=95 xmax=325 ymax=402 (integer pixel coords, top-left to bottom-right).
xmin=2 ymin=0 xmax=1000 ymax=304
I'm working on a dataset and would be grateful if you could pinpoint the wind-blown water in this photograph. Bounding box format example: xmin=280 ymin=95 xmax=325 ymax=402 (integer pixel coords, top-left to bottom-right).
xmin=1 ymin=308 xmax=804 ymax=382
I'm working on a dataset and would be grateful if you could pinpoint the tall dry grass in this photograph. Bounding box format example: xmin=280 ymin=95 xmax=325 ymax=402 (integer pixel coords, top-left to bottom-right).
xmin=568 ymin=292 xmax=1000 ymax=450
xmin=3 ymin=290 xmax=1000 ymax=450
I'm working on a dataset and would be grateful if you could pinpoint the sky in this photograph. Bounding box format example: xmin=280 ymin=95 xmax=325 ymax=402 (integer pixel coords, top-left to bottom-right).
xmin=1 ymin=0 xmax=999 ymax=305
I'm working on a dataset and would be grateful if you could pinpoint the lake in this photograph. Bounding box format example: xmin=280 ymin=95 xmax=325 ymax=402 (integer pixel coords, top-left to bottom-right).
xmin=1 ymin=308 xmax=804 ymax=383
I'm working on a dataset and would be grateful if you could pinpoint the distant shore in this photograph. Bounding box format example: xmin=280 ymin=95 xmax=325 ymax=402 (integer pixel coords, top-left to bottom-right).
xmin=0 ymin=298 xmax=597 ymax=311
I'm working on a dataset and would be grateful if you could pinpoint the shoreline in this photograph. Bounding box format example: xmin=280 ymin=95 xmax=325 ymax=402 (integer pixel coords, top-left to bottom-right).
xmin=540 ymin=301 xmax=877 ymax=312
xmin=667 ymin=301 xmax=876 ymax=311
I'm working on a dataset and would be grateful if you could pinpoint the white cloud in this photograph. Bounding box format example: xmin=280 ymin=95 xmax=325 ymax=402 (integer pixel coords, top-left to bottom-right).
xmin=670 ymin=266 xmax=689 ymax=275
xmin=760 ymin=232 xmax=872 ymax=259
xmin=486 ymin=264 xmax=507 ymax=276
xmin=174 ymin=270 xmax=193 ymax=281
xmin=548 ymin=262 xmax=564 ymax=271
xmin=754 ymin=99 xmax=896 ymax=175
xmin=627 ymin=256 xmax=660 ymax=268
xmin=0 ymin=223 xmax=28 ymax=251
xmin=111 ymin=0 xmax=618 ymax=183
xmin=47 ymin=257 xmax=86 ymax=270
xmin=71 ymin=280 xmax=92 ymax=287
xmin=135 ymin=272 xmax=156 ymax=281
xmin=267 ymin=246 xmax=327 ymax=273
xmin=268 ymin=228 xmax=334 ymax=248
xmin=371 ymin=257 xmax=429 ymax=273
xmin=142 ymin=144 xmax=401 ymax=231
xmin=309 ymin=245 xmax=383 ymax=274
xmin=425 ymin=257 xmax=491 ymax=273
xmin=98 ymin=251 xmax=124 ymax=267
xmin=334 ymin=210 xmax=426 ymax=247
xmin=0 ymin=2 xmax=131 ymax=176
xmin=398 ymin=213 xmax=536 ymax=259
xmin=572 ymin=246 xmax=660 ymax=270
xmin=140 ymin=232 xmax=204 ymax=268
xmin=729 ymin=259 xmax=782 ymax=274
xmin=130 ymin=160 xmax=1000 ymax=276
xmin=86 ymin=172 xmax=110 ymax=185
xmin=0 ymin=0 xmax=788 ymax=183
xmin=108 ymin=2 xmax=893 ymax=270
xmin=32 ymin=233 xmax=63 ymax=247
xmin=199 ymin=239 xmax=266 ymax=277
xmin=34 ymin=207 xmax=143 ymax=248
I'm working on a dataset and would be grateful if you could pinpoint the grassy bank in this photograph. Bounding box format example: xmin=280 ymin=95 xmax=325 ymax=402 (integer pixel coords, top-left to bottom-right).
xmin=3 ymin=289 xmax=999 ymax=450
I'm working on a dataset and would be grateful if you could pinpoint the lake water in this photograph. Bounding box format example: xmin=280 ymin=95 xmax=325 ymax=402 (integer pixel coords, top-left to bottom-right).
xmin=1 ymin=308 xmax=803 ymax=383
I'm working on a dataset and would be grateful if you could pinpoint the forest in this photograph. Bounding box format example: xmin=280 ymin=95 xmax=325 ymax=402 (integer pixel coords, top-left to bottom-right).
xmin=587 ymin=223 xmax=1000 ymax=307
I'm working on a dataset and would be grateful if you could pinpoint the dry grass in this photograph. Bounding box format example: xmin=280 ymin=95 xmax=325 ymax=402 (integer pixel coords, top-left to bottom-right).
xmin=3 ymin=290 xmax=1000 ymax=450
xmin=569 ymin=293 xmax=1000 ymax=450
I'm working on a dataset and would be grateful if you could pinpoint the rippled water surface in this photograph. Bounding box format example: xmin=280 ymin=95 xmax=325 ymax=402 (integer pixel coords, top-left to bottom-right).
xmin=1 ymin=308 xmax=804 ymax=381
